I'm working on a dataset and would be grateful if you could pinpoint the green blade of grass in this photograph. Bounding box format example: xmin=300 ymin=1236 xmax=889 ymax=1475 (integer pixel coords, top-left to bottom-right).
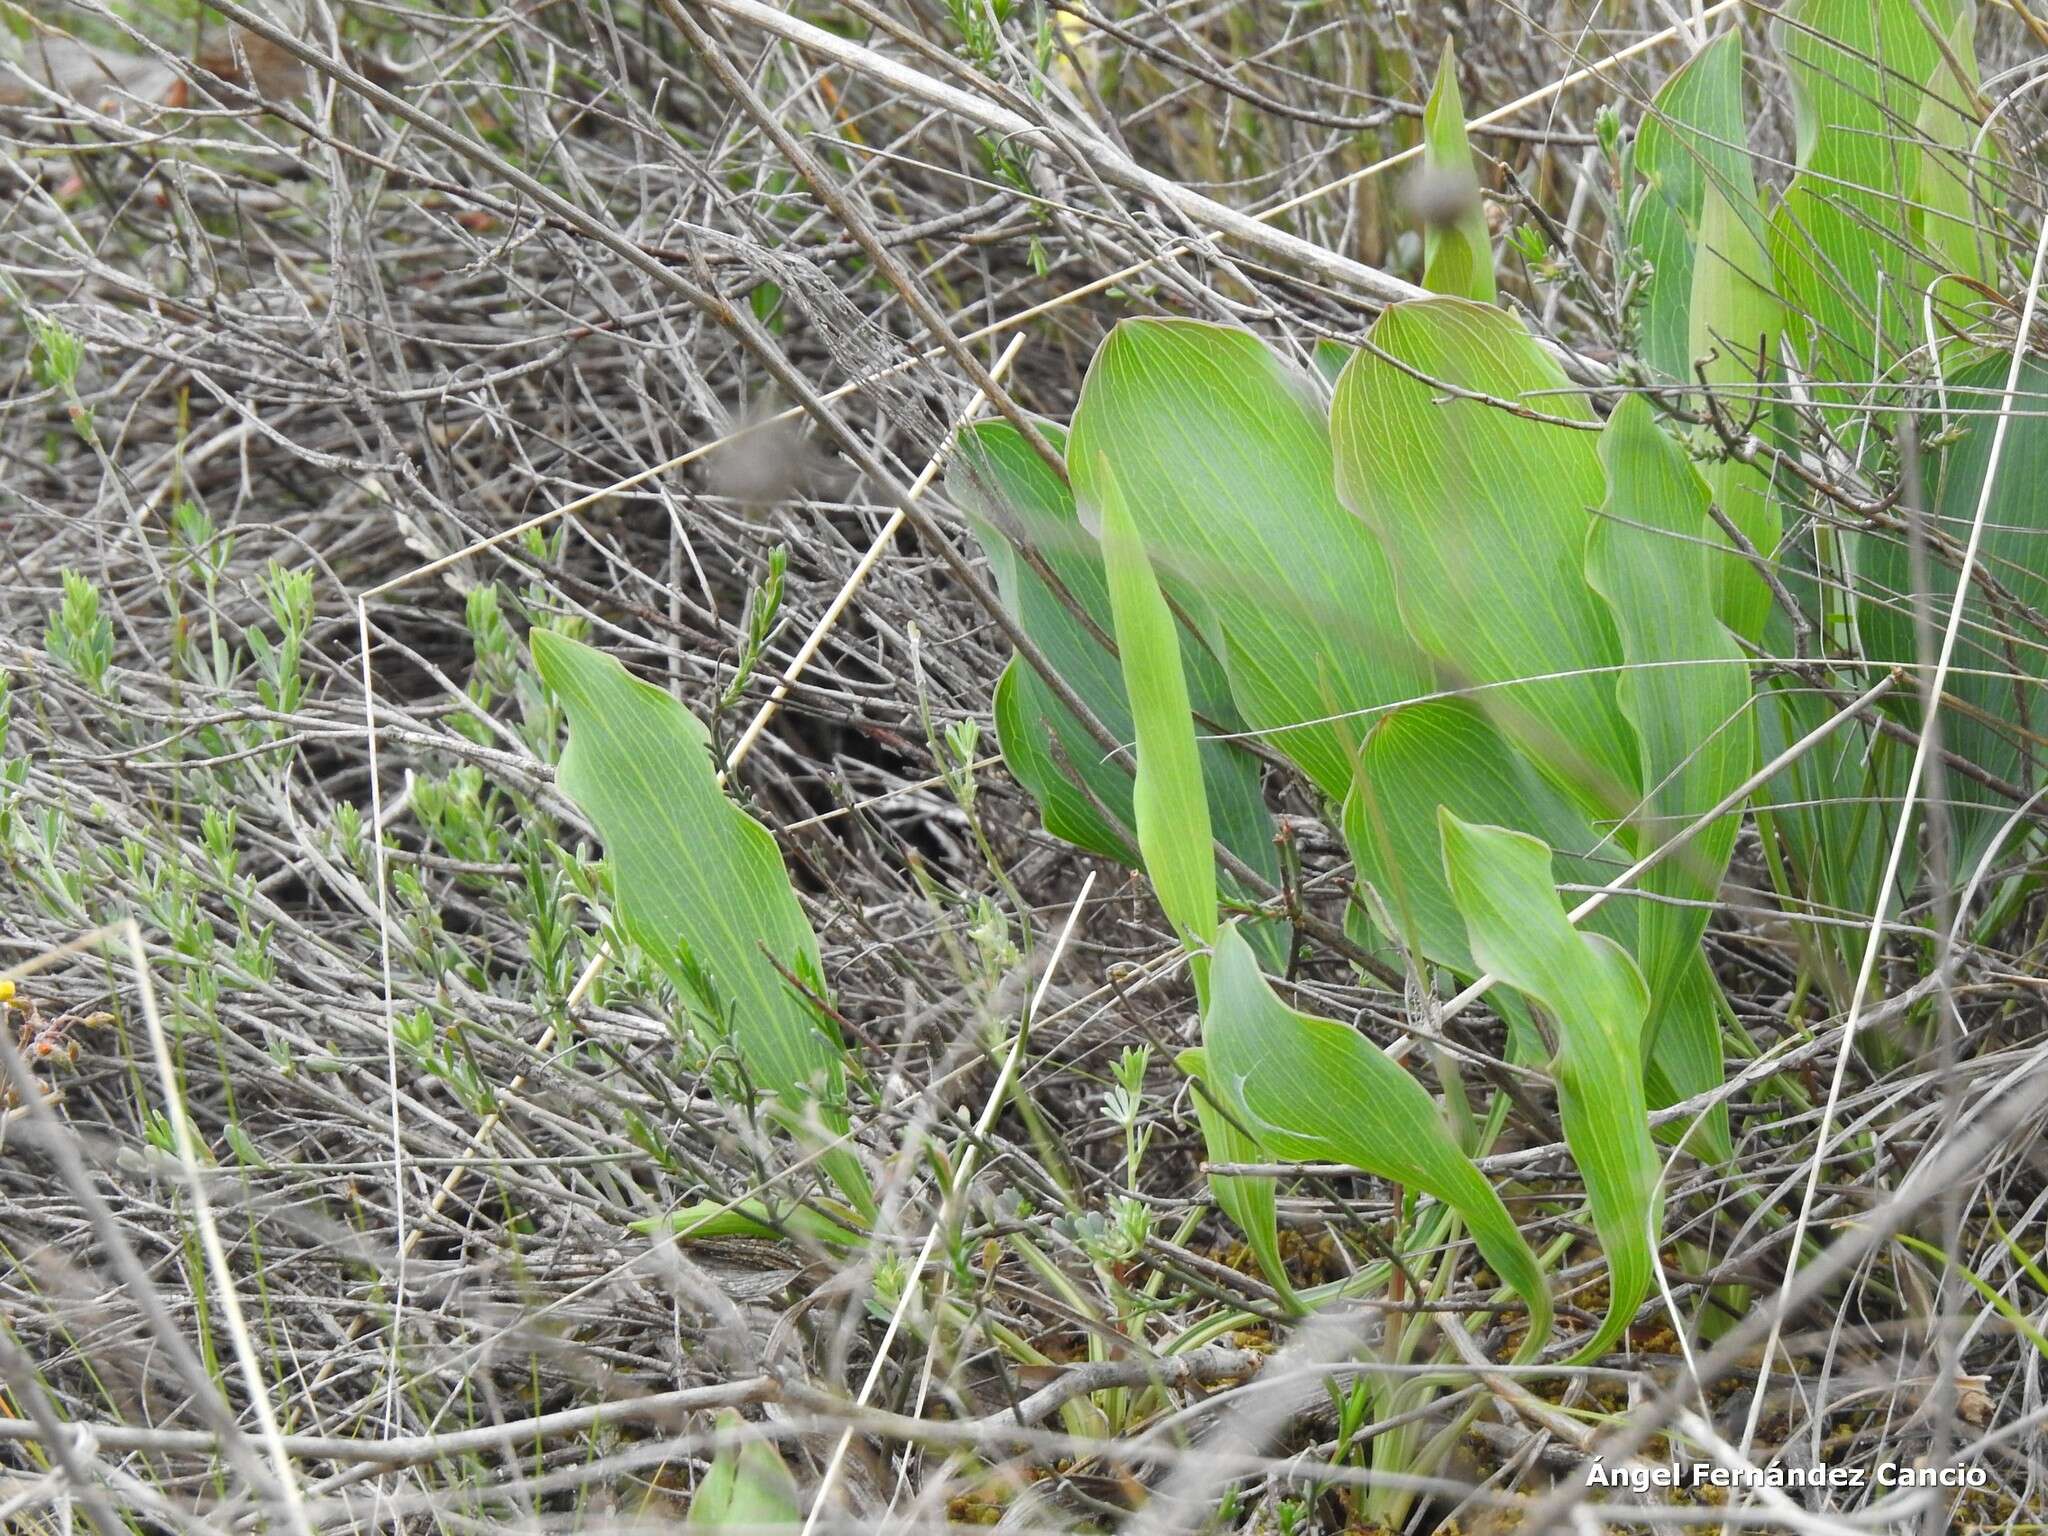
xmin=1892 ymin=1233 xmax=2048 ymax=1362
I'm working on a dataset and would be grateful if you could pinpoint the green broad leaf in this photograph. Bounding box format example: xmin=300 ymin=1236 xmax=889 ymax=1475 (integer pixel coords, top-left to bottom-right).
xmin=1344 ymin=699 xmax=1633 ymax=986
xmin=1420 ymin=41 xmax=1494 ymax=302
xmin=1914 ymin=5 xmax=1999 ymax=288
xmin=952 ymin=419 xmax=1142 ymax=867
xmin=952 ymin=422 xmax=1285 ymax=953
xmin=1857 ymin=355 xmax=2048 ymax=877
xmin=1202 ymin=923 xmax=1553 ymax=1357
xmin=531 ymin=631 xmax=869 ymax=1213
xmin=989 ymin=657 xmax=1134 ymax=865
xmin=1343 ymin=698 xmax=1631 ymax=1073
xmin=685 ymin=1410 xmax=803 ymax=1531
xmin=1767 ymin=0 xmax=1962 ymax=410
xmin=962 ymin=427 xmax=1295 ymax=1285
xmin=1586 ymin=398 xmax=1753 ymax=1159
xmin=1689 ymin=170 xmax=1785 ymax=644
xmin=1439 ymin=813 xmax=1660 ymax=1363
xmin=1331 ymin=299 xmax=1635 ymax=825
xmin=1625 ymin=33 xmax=1751 ymax=384
xmin=1178 ymin=1047 xmax=1302 ymax=1315
xmin=1093 ymin=452 xmax=1216 ymax=952
xmin=1069 ymin=320 xmax=1430 ymax=802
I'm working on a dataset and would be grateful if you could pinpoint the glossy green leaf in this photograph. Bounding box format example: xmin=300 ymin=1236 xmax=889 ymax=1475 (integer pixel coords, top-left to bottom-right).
xmin=1202 ymin=922 xmax=1552 ymax=1357
xmin=951 ymin=421 xmax=1284 ymax=944
xmin=1440 ymin=813 xmax=1660 ymax=1362
xmin=1069 ymin=320 xmax=1429 ymax=801
xmin=686 ymin=1410 xmax=802 ymax=1531
xmin=1587 ymin=397 xmax=1753 ymax=1158
xmin=1625 ymin=32 xmax=1751 ymax=383
xmin=1178 ymin=1047 xmax=1302 ymax=1314
xmin=1332 ymin=299 xmax=1634 ymax=824
xmin=1093 ymin=452 xmax=1216 ymax=951
xmin=1421 ymin=41 xmax=1494 ymax=302
xmin=532 ymin=630 xmax=868 ymax=1212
